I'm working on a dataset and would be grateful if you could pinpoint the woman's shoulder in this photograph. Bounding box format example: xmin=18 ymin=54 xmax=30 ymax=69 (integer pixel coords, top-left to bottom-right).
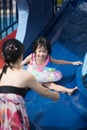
xmin=21 ymin=68 xmax=34 ymax=79
xmin=0 ymin=69 xmax=2 ymax=74
xmin=21 ymin=68 xmax=36 ymax=86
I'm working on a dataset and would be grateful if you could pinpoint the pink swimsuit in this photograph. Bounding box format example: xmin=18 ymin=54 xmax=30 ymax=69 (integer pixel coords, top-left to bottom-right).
xmin=28 ymin=53 xmax=50 ymax=72
xmin=28 ymin=53 xmax=62 ymax=82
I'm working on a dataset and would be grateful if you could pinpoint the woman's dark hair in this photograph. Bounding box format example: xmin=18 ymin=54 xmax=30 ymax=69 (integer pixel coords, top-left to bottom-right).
xmin=0 ymin=38 xmax=25 ymax=80
xmin=33 ymin=37 xmax=52 ymax=55
xmin=2 ymin=38 xmax=24 ymax=64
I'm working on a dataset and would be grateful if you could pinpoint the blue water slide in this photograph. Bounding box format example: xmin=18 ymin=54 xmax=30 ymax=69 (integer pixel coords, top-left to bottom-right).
xmin=16 ymin=0 xmax=87 ymax=129
xmin=16 ymin=0 xmax=54 ymax=57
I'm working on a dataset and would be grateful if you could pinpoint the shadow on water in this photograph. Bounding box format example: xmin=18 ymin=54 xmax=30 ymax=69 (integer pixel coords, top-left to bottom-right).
xmin=46 ymin=1 xmax=87 ymax=58
xmin=30 ymin=122 xmax=87 ymax=130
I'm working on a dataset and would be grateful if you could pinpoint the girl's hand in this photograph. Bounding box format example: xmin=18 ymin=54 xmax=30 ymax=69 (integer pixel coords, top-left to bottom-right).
xmin=72 ymin=61 xmax=83 ymax=65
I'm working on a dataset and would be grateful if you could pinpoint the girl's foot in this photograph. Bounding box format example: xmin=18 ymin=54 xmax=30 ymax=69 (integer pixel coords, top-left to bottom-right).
xmin=68 ymin=86 xmax=78 ymax=95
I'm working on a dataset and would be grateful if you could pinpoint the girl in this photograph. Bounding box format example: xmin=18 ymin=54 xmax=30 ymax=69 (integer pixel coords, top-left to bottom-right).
xmin=21 ymin=37 xmax=83 ymax=95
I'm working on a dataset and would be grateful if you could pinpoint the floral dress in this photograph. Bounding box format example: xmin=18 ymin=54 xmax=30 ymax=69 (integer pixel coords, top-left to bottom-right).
xmin=0 ymin=86 xmax=30 ymax=130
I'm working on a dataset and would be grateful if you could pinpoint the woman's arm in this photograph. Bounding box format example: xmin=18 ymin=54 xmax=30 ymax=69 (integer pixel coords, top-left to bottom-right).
xmin=26 ymin=72 xmax=60 ymax=101
xmin=50 ymin=57 xmax=83 ymax=65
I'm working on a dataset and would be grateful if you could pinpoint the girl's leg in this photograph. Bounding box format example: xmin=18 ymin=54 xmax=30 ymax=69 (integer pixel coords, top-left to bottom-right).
xmin=43 ymin=82 xmax=78 ymax=95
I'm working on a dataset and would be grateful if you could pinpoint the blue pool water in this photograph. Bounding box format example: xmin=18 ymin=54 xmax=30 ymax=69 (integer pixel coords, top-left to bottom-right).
xmin=25 ymin=41 xmax=86 ymax=130
xmin=24 ymin=1 xmax=87 ymax=129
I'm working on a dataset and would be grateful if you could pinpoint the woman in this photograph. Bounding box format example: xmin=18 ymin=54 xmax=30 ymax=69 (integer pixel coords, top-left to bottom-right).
xmin=0 ymin=38 xmax=59 ymax=130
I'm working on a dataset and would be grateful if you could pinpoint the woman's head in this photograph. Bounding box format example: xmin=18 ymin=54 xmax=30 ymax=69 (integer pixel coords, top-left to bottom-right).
xmin=2 ymin=38 xmax=25 ymax=64
xmin=33 ymin=37 xmax=52 ymax=55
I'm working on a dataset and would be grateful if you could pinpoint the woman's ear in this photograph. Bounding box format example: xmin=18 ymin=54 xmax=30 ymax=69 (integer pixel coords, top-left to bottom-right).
xmin=1 ymin=52 xmax=3 ymax=56
xmin=1 ymin=52 xmax=4 ymax=57
xmin=1 ymin=52 xmax=5 ymax=60
xmin=18 ymin=54 xmax=23 ymax=61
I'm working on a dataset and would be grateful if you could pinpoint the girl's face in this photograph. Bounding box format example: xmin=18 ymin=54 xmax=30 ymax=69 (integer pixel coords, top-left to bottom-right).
xmin=35 ymin=45 xmax=48 ymax=60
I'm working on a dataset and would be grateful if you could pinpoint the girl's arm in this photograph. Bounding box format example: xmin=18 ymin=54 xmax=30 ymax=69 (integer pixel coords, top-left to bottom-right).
xmin=26 ymin=72 xmax=60 ymax=101
xmin=21 ymin=54 xmax=32 ymax=66
xmin=50 ymin=57 xmax=83 ymax=65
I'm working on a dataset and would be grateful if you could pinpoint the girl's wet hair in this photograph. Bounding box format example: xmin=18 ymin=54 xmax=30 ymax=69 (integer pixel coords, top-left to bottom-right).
xmin=0 ymin=38 xmax=25 ymax=80
xmin=33 ymin=37 xmax=52 ymax=55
